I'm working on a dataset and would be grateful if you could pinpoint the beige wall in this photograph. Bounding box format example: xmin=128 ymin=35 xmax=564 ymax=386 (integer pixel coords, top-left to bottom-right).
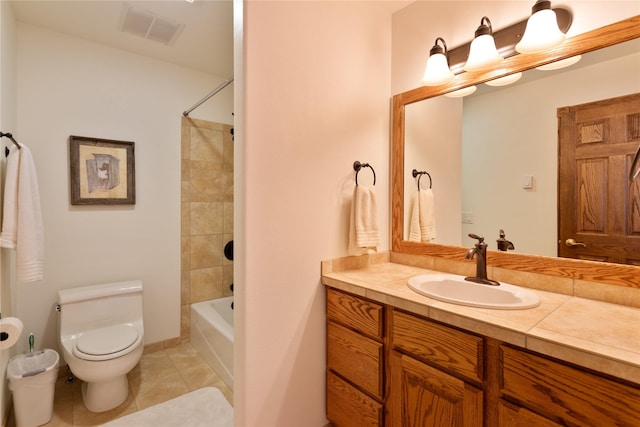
xmin=236 ymin=1 xmax=401 ymax=425
xmin=180 ymin=117 xmax=234 ymax=342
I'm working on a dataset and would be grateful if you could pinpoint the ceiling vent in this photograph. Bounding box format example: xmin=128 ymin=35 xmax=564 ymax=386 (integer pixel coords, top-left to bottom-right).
xmin=119 ymin=5 xmax=184 ymax=46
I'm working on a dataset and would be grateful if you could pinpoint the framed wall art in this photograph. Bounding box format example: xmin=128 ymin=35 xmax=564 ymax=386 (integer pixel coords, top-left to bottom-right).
xmin=69 ymin=135 xmax=135 ymax=205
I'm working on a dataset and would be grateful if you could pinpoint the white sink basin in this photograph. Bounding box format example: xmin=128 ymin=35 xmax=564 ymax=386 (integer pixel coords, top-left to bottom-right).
xmin=407 ymin=273 xmax=540 ymax=309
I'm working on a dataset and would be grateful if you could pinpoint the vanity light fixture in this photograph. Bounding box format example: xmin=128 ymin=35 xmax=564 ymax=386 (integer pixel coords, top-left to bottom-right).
xmin=422 ymin=37 xmax=455 ymax=86
xmin=463 ymin=17 xmax=504 ymax=72
xmin=516 ymin=0 xmax=566 ymax=54
xmin=444 ymin=86 xmax=477 ymax=98
xmin=485 ymin=72 xmax=522 ymax=87
xmin=420 ymin=4 xmax=571 ymax=84
xmin=536 ymin=55 xmax=582 ymax=70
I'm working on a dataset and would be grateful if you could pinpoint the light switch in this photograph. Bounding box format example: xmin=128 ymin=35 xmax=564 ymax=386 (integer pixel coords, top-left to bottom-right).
xmin=462 ymin=212 xmax=473 ymax=224
xmin=521 ymin=175 xmax=534 ymax=189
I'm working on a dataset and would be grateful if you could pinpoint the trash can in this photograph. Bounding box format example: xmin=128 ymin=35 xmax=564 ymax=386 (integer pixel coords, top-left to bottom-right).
xmin=7 ymin=349 xmax=59 ymax=427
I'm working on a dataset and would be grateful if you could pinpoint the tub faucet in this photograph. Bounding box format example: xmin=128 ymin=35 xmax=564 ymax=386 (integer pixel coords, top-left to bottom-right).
xmin=465 ymin=233 xmax=500 ymax=286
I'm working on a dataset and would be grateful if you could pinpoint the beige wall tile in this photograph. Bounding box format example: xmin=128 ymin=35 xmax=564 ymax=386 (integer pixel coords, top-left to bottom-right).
xmin=180 ymin=304 xmax=190 ymax=342
xmin=190 ymin=234 xmax=222 ymax=268
xmin=181 ymin=270 xmax=190 ymax=304
xmin=181 ymin=121 xmax=191 ymax=159
xmin=493 ymin=267 xmax=574 ymax=295
xmin=191 ymin=127 xmax=223 ymax=162
xmin=190 ymin=162 xmax=231 ymax=197
xmin=224 ymin=202 xmax=234 ymax=233
xmin=390 ymin=252 xmax=434 ymax=270
xmin=191 ymin=202 xmax=223 ymax=235
xmin=190 ymin=267 xmax=223 ymax=303
xmin=181 ymin=236 xmax=190 ymax=269
xmin=181 ymin=203 xmax=190 ymax=236
xmin=181 ymin=158 xmax=190 ymax=182
xmin=181 ymin=181 xmax=191 ymax=202
xmin=575 ymin=280 xmax=640 ymax=308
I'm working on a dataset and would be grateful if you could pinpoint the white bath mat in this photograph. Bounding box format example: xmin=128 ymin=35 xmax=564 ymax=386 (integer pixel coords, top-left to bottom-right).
xmin=100 ymin=387 xmax=233 ymax=427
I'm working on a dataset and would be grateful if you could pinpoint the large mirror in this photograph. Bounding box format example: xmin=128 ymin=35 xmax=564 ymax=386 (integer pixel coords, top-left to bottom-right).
xmin=403 ymin=38 xmax=640 ymax=256
xmin=392 ymin=16 xmax=640 ymax=287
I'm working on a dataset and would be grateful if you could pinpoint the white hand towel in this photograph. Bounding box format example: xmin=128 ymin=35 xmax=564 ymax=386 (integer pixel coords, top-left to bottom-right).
xmin=348 ymin=185 xmax=380 ymax=255
xmin=0 ymin=144 xmax=44 ymax=282
xmin=408 ymin=189 xmax=436 ymax=242
xmin=419 ymin=189 xmax=436 ymax=241
xmin=408 ymin=191 xmax=421 ymax=242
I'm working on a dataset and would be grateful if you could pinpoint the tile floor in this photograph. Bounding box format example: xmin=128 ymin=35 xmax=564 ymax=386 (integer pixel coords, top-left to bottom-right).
xmin=7 ymin=343 xmax=233 ymax=427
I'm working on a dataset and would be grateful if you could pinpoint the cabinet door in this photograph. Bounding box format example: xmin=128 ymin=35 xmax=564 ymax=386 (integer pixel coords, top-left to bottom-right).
xmin=389 ymin=351 xmax=483 ymax=427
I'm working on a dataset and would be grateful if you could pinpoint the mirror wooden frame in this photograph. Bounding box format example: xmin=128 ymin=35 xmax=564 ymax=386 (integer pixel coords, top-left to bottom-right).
xmin=391 ymin=15 xmax=640 ymax=288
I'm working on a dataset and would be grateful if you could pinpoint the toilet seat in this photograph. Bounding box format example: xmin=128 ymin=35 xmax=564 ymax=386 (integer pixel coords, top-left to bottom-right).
xmin=73 ymin=324 xmax=140 ymax=361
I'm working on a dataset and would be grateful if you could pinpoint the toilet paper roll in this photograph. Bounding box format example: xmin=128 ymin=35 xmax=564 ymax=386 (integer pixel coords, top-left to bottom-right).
xmin=0 ymin=317 xmax=23 ymax=350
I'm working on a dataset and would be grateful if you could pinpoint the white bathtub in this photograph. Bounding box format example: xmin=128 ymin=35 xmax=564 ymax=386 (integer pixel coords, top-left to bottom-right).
xmin=190 ymin=297 xmax=234 ymax=390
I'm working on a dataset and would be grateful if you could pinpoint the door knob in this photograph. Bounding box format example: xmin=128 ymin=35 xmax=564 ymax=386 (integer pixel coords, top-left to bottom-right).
xmin=565 ymin=238 xmax=587 ymax=248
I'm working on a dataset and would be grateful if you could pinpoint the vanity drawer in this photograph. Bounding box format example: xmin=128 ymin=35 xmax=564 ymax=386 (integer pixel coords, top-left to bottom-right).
xmin=391 ymin=309 xmax=484 ymax=384
xmin=500 ymin=345 xmax=640 ymax=426
xmin=327 ymin=321 xmax=384 ymax=400
xmin=326 ymin=288 xmax=383 ymax=340
xmin=327 ymin=371 xmax=383 ymax=427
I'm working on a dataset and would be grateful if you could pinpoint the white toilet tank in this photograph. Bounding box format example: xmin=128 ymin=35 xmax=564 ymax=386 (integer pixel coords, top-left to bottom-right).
xmin=58 ymin=280 xmax=143 ymax=339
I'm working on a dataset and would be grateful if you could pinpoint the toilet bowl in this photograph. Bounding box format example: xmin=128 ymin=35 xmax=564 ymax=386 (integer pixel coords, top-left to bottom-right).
xmin=58 ymin=280 xmax=144 ymax=412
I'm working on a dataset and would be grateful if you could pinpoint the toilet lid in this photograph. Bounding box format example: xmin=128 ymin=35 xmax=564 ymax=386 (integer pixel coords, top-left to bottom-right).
xmin=76 ymin=325 xmax=138 ymax=356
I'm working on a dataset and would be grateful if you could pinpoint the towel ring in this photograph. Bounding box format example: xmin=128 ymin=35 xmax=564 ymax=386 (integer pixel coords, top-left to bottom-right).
xmin=1 ymin=132 xmax=21 ymax=157
xmin=354 ymin=161 xmax=376 ymax=186
xmin=412 ymin=169 xmax=432 ymax=190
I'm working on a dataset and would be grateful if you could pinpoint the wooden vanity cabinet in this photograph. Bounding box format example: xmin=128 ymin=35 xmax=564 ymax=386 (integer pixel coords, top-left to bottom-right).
xmin=325 ymin=287 xmax=640 ymax=427
xmin=388 ymin=309 xmax=484 ymax=427
xmin=326 ymin=289 xmax=385 ymax=427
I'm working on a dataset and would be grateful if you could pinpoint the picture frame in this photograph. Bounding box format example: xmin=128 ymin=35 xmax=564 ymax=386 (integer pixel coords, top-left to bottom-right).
xmin=69 ymin=135 xmax=136 ymax=205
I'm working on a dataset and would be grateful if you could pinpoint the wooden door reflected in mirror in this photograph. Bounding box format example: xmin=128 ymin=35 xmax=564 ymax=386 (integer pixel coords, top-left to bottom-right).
xmin=558 ymin=93 xmax=640 ymax=264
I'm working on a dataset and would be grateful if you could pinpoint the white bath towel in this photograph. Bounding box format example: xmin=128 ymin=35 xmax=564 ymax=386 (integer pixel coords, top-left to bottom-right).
xmin=0 ymin=144 xmax=44 ymax=282
xmin=408 ymin=189 xmax=436 ymax=242
xmin=348 ymin=185 xmax=380 ymax=255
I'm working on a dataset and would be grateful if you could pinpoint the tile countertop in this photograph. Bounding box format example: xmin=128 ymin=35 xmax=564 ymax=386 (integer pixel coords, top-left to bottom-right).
xmin=321 ymin=255 xmax=640 ymax=384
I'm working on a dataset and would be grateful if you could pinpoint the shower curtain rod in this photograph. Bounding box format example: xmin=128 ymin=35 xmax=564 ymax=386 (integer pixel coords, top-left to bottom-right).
xmin=183 ymin=76 xmax=234 ymax=117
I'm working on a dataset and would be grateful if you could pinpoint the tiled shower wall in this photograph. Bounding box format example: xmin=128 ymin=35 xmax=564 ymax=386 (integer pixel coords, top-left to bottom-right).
xmin=181 ymin=117 xmax=234 ymax=341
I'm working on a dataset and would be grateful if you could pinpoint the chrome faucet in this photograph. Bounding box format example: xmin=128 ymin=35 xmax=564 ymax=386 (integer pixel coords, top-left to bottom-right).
xmin=465 ymin=233 xmax=500 ymax=286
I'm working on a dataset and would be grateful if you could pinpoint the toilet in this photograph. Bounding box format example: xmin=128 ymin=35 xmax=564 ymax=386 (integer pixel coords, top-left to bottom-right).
xmin=57 ymin=280 xmax=144 ymax=412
